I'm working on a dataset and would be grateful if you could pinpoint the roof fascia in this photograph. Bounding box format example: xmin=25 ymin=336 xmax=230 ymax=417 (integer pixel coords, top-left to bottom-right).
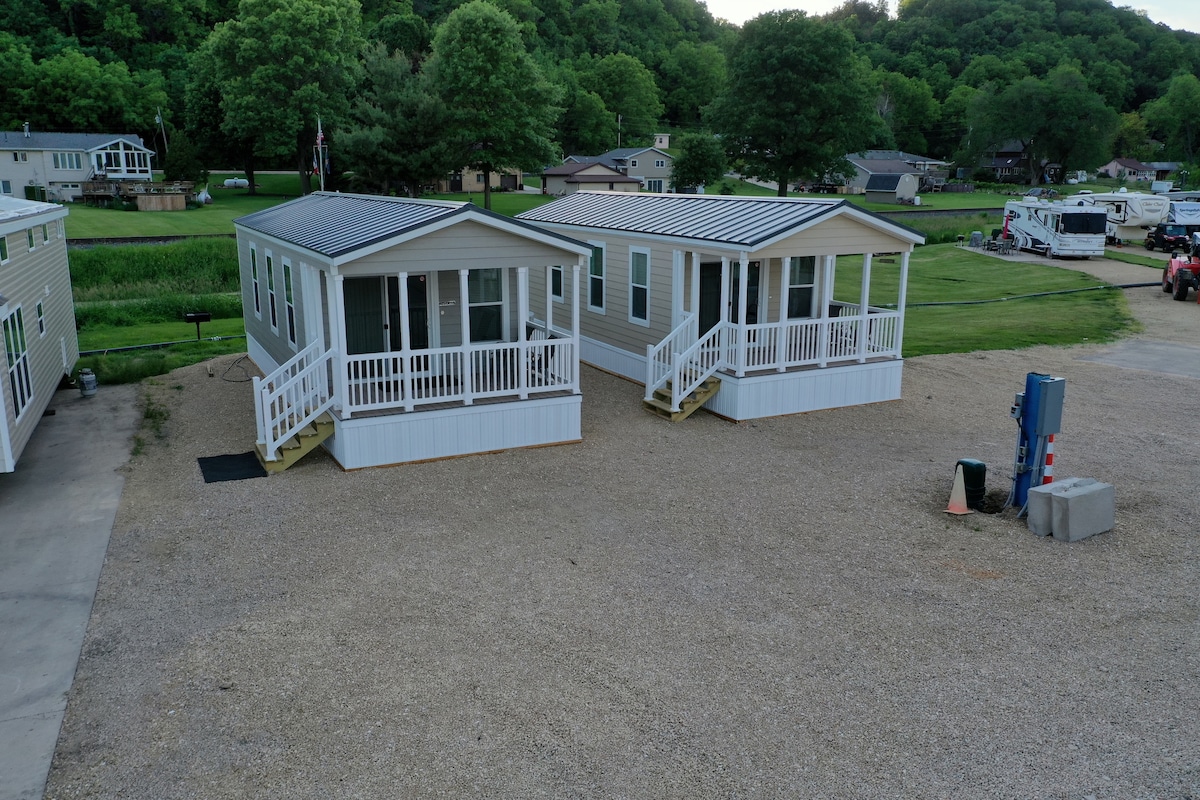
xmin=233 ymin=223 xmax=333 ymax=267
xmin=0 ymin=204 xmax=69 ymax=237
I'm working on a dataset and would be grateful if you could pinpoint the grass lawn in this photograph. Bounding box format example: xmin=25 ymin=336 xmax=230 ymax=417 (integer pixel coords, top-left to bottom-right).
xmin=78 ymin=318 xmax=246 ymax=351
xmin=833 ymin=244 xmax=1138 ymax=356
xmin=1101 ymin=249 xmax=1170 ymax=271
xmin=423 ymin=191 xmax=556 ymax=216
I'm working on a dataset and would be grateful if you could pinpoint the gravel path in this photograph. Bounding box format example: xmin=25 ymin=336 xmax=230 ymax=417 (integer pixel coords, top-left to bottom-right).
xmin=46 ymin=255 xmax=1199 ymax=799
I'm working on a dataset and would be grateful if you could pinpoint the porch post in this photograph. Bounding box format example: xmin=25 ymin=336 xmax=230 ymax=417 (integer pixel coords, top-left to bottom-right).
xmin=671 ymin=249 xmax=684 ymax=329
xmin=818 ymin=255 xmax=834 ymax=368
xmin=545 ymin=265 xmax=553 ymax=335
xmin=857 ymin=253 xmax=873 ymax=363
xmin=736 ymin=251 xmax=749 ymax=377
xmin=572 ymin=259 xmax=583 ymax=394
xmin=333 ymin=272 xmax=350 ymax=415
xmin=459 ymin=268 xmax=473 ymax=405
xmin=690 ymin=251 xmax=700 ymax=330
xmin=398 ymin=271 xmax=414 ymax=412
xmin=895 ymin=250 xmax=910 ymax=360
xmin=719 ymin=255 xmax=731 ymax=367
xmin=777 ymin=257 xmax=790 ymax=373
xmin=518 ymin=267 xmax=529 ymax=399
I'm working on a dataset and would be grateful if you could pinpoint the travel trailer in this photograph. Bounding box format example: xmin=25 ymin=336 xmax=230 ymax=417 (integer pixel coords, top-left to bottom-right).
xmin=1003 ymin=199 xmax=1107 ymax=257
xmin=1074 ymin=190 xmax=1169 ymax=243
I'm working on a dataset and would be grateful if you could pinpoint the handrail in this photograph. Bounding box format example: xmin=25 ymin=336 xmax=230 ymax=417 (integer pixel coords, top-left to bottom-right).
xmin=254 ymin=345 xmax=335 ymax=462
xmin=668 ymin=321 xmax=729 ymax=411
xmin=645 ymin=313 xmax=698 ymax=401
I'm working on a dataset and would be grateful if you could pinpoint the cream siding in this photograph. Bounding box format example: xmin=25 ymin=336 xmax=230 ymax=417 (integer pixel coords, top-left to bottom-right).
xmin=238 ymin=235 xmax=316 ymax=371
xmin=0 ymin=206 xmax=78 ymax=471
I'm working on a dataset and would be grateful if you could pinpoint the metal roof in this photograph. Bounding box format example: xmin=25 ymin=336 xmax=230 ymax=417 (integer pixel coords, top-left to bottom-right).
xmin=865 ymin=174 xmax=905 ymax=192
xmin=0 ymin=131 xmax=151 ymax=152
xmin=518 ymin=191 xmax=902 ymax=248
xmin=235 ymin=192 xmax=590 ymax=259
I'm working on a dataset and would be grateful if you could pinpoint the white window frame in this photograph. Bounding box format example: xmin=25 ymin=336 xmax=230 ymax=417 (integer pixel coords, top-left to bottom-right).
xmin=249 ymin=245 xmax=262 ymax=319
xmin=0 ymin=234 xmax=8 ymax=264
xmin=786 ymin=256 xmax=817 ymax=319
xmin=646 ymin=179 xmax=663 ymax=193
xmin=655 ymin=159 xmax=666 ymax=168
xmin=27 ymin=228 xmax=35 ymax=252
xmin=3 ymin=306 xmax=33 ymax=421
xmin=41 ymin=224 xmax=48 ymax=244
xmin=36 ymin=301 xmax=46 ymax=336
xmin=467 ymin=268 xmax=507 ymax=343
xmin=282 ymin=257 xmax=297 ymax=349
xmin=13 ymin=152 xmax=28 ymax=163
xmin=266 ymin=250 xmax=278 ymax=333
xmin=53 ymin=152 xmax=83 ymax=170
xmin=630 ymin=159 xmax=639 ymax=168
xmin=0 ymin=179 xmax=11 ymax=195
xmin=587 ymin=241 xmax=606 ymax=314
xmin=628 ymin=246 xmax=651 ymax=327
xmin=550 ymin=265 xmax=564 ymax=303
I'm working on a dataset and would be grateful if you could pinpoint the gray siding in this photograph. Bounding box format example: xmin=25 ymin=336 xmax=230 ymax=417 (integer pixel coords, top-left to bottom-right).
xmin=0 ymin=211 xmax=78 ymax=470
xmin=578 ymin=234 xmax=679 ymax=358
xmin=238 ymin=233 xmax=313 ymax=372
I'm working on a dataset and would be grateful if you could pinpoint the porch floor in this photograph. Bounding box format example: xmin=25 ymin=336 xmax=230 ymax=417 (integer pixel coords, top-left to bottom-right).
xmin=727 ymin=354 xmax=898 ymax=380
xmin=333 ymin=389 xmax=575 ymax=420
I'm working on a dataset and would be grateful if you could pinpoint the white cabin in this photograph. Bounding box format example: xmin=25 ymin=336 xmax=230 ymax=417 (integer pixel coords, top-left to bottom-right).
xmin=234 ymin=193 xmax=594 ymax=470
xmin=518 ymin=192 xmax=925 ymax=421
xmin=1003 ymin=199 xmax=1107 ymax=258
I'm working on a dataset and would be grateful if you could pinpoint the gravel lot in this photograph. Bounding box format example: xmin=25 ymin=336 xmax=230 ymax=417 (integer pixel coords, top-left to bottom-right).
xmin=47 ymin=254 xmax=1199 ymax=799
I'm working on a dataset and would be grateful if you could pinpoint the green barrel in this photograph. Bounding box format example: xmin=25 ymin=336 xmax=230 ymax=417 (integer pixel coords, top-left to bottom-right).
xmin=957 ymin=458 xmax=987 ymax=510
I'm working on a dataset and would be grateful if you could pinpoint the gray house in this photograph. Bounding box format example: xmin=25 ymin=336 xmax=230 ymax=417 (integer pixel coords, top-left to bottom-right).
xmin=1 ymin=126 xmax=155 ymax=202
xmin=0 ymin=196 xmax=79 ymax=472
xmin=564 ymin=147 xmax=675 ymax=193
xmin=234 ymin=192 xmax=594 ymax=471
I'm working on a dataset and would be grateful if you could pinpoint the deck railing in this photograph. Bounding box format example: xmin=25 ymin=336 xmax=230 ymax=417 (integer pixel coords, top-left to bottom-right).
xmin=343 ymin=337 xmax=576 ymax=416
xmin=253 ymin=342 xmax=336 ymax=462
xmin=645 ymin=305 xmax=901 ymax=409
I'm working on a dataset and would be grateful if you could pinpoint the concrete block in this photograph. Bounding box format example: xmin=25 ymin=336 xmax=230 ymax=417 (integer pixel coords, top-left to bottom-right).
xmin=1051 ymin=481 xmax=1115 ymax=542
xmin=1027 ymin=478 xmax=1095 ymax=536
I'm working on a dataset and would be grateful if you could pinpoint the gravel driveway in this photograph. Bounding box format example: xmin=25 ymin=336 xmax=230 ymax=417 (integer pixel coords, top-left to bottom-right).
xmin=46 ymin=255 xmax=1199 ymax=799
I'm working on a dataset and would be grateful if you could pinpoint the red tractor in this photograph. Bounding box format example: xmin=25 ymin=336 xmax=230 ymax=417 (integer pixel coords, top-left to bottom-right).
xmin=1163 ymin=233 xmax=1200 ymax=301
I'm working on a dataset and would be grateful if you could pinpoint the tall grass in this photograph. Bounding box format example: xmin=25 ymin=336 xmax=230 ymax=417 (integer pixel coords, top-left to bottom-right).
xmin=904 ymin=212 xmax=1005 ymax=245
xmin=70 ymin=238 xmax=239 ymax=300
xmin=75 ymin=293 xmax=243 ymax=327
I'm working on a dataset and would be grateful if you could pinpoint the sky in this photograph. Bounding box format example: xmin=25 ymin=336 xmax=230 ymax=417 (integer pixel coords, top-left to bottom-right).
xmin=702 ymin=0 xmax=1197 ymax=34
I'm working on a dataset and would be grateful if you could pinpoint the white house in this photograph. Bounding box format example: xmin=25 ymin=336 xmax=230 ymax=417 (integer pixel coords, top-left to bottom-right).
xmin=0 ymin=126 xmax=155 ymax=203
xmin=518 ymin=192 xmax=925 ymax=421
xmin=234 ymin=192 xmax=594 ymax=471
xmin=0 ymin=196 xmax=79 ymax=472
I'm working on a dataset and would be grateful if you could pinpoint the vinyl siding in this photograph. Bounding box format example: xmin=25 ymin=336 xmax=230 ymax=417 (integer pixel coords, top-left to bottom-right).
xmin=572 ymin=234 xmax=676 ymax=357
xmin=751 ymin=216 xmax=913 ymax=259
xmin=348 ymin=220 xmax=572 ymax=273
xmin=0 ymin=211 xmax=78 ymax=470
xmin=237 ymin=234 xmax=315 ymax=372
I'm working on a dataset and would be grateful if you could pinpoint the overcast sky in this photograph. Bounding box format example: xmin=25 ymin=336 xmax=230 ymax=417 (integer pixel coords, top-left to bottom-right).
xmin=702 ymin=0 xmax=1196 ymax=34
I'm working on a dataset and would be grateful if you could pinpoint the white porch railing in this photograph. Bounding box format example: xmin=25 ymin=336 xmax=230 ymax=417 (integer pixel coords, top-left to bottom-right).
xmin=644 ymin=305 xmax=902 ymax=410
xmin=253 ymin=342 xmax=336 ymax=462
xmin=343 ymin=337 xmax=576 ymax=416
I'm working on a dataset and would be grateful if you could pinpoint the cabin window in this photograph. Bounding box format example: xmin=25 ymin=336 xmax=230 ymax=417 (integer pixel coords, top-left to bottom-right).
xmin=550 ymin=266 xmax=563 ymax=302
xmin=249 ymin=246 xmax=261 ymax=319
xmin=467 ymin=268 xmax=503 ymax=342
xmin=266 ymin=252 xmax=278 ymax=332
xmin=27 ymin=228 xmax=35 ymax=251
xmin=3 ymin=306 xmax=33 ymax=420
xmin=587 ymin=241 xmax=606 ymax=313
xmin=1 ymin=180 xmax=11 ymax=194
xmin=0 ymin=234 xmax=8 ymax=263
xmin=283 ymin=258 xmax=296 ymax=347
xmin=41 ymin=224 xmax=48 ymax=243
xmin=787 ymin=256 xmax=816 ymax=319
xmin=36 ymin=301 xmax=46 ymax=336
xmin=629 ymin=247 xmax=650 ymax=326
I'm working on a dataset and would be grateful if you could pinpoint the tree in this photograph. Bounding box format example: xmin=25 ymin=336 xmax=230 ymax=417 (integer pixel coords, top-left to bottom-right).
xmin=1143 ymin=74 xmax=1200 ymax=164
xmin=1110 ymin=111 xmax=1153 ymax=162
xmin=427 ymin=0 xmax=561 ymax=209
xmin=203 ymin=0 xmax=364 ymax=193
xmin=336 ymin=43 xmax=457 ymax=195
xmin=670 ymin=133 xmax=726 ymax=190
xmin=578 ymin=53 xmax=663 ymax=146
xmin=874 ymin=70 xmax=940 ymax=155
xmin=161 ymin=129 xmax=208 ymax=184
xmin=709 ymin=11 xmax=882 ymax=196
xmin=658 ymin=42 xmax=726 ymax=128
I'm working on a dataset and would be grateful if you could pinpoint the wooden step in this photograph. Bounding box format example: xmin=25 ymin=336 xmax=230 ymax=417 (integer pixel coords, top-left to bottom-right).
xmin=642 ymin=377 xmax=721 ymax=422
xmin=255 ymin=411 xmax=335 ymax=473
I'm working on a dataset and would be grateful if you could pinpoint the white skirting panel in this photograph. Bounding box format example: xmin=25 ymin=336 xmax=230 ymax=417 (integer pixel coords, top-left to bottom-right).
xmin=579 ymin=336 xmax=646 ymax=382
xmin=246 ymin=334 xmax=280 ymax=376
xmin=325 ymin=394 xmax=582 ymax=469
xmin=704 ymin=360 xmax=904 ymax=421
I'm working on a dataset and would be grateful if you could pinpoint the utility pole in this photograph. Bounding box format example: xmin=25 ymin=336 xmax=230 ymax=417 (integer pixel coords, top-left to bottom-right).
xmin=618 ymin=114 xmax=622 ymax=149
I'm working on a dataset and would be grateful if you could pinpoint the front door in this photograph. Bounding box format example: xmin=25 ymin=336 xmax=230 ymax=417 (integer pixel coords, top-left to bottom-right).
xmin=344 ymin=277 xmax=385 ymax=356
xmin=698 ymin=261 xmax=761 ymax=333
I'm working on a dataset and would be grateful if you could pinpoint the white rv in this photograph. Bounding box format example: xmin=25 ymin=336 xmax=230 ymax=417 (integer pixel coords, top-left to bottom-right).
xmin=1003 ymin=199 xmax=1107 ymax=257
xmin=1074 ymin=190 xmax=1169 ymax=242
xmin=1168 ymin=201 xmax=1200 ymax=225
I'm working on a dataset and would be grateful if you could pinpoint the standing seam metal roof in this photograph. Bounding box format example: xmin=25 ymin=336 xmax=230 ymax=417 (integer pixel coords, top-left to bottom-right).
xmin=517 ymin=192 xmax=857 ymax=247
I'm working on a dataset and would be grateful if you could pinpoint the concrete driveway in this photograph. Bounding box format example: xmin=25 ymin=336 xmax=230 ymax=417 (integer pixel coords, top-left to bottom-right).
xmin=0 ymin=384 xmax=139 ymax=800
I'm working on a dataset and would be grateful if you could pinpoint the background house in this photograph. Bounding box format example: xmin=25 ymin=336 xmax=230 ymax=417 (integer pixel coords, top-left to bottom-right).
xmin=864 ymin=173 xmax=919 ymax=204
xmin=845 ymin=150 xmax=948 ymax=195
xmin=564 ymin=146 xmax=675 ymax=193
xmin=1098 ymin=157 xmax=1156 ymax=182
xmin=0 ymin=196 xmax=79 ymax=472
xmin=542 ymin=162 xmax=641 ymax=195
xmin=435 ymin=167 xmax=522 ymax=194
xmin=0 ymin=125 xmax=154 ymax=203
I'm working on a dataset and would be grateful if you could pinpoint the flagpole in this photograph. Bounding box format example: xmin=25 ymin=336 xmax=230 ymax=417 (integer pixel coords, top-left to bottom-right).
xmin=314 ymin=116 xmax=327 ymax=192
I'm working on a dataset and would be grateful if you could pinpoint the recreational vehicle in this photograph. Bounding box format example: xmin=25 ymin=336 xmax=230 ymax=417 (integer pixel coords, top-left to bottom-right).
xmin=1074 ymin=190 xmax=1169 ymax=243
xmin=1003 ymin=199 xmax=1107 ymax=257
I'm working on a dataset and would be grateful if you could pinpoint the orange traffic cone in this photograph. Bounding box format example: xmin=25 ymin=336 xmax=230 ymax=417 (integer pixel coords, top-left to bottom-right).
xmin=945 ymin=464 xmax=972 ymax=515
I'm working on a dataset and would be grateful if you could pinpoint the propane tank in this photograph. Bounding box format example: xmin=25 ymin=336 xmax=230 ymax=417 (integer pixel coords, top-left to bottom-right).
xmin=78 ymin=368 xmax=98 ymax=398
